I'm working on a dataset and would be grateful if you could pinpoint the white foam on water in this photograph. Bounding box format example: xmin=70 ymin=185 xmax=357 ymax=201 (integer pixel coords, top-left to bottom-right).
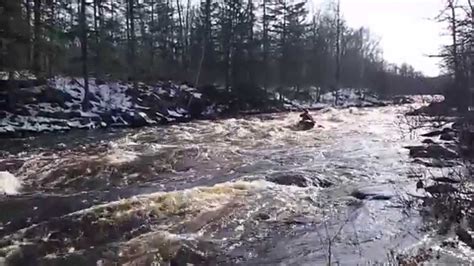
xmin=105 ymin=150 xmax=139 ymax=165
xmin=0 ymin=171 xmax=22 ymax=195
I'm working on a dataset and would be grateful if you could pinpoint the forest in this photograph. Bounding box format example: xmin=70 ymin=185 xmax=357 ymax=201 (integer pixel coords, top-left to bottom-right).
xmin=0 ymin=0 xmax=437 ymax=101
xmin=1 ymin=1 xmax=474 ymax=264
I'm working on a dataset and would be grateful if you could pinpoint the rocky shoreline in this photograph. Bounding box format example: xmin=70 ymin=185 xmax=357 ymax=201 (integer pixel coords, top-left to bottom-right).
xmin=404 ymin=102 xmax=474 ymax=256
xmin=0 ymin=77 xmax=217 ymax=137
xmin=0 ymin=77 xmax=392 ymax=138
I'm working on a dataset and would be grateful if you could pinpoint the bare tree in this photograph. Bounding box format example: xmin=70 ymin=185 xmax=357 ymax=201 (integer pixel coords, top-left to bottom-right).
xmin=33 ymin=0 xmax=41 ymax=75
xmin=80 ymin=0 xmax=90 ymax=110
xmin=334 ymin=0 xmax=341 ymax=105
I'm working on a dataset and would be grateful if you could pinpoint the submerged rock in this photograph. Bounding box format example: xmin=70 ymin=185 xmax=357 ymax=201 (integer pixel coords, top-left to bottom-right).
xmin=266 ymin=172 xmax=332 ymax=188
xmin=267 ymin=173 xmax=313 ymax=187
xmin=392 ymin=95 xmax=415 ymax=105
xmin=413 ymin=158 xmax=457 ymax=168
xmin=431 ymin=177 xmax=461 ymax=184
xmin=422 ymin=130 xmax=443 ymax=137
xmin=255 ymin=213 xmax=270 ymax=221
xmin=121 ymin=112 xmax=148 ymax=128
xmin=351 ymin=186 xmax=394 ymax=200
xmin=422 ymin=139 xmax=436 ymax=144
xmin=423 ymin=183 xmax=458 ymax=194
xmin=440 ymin=131 xmax=455 ymax=141
xmin=456 ymin=227 xmax=474 ymax=249
xmin=406 ymin=144 xmax=458 ymax=160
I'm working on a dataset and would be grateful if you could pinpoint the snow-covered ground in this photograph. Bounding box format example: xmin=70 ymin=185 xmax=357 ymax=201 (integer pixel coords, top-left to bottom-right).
xmin=281 ymin=88 xmax=386 ymax=110
xmin=0 ymin=77 xmax=207 ymax=135
xmin=0 ymin=78 xmax=393 ymax=136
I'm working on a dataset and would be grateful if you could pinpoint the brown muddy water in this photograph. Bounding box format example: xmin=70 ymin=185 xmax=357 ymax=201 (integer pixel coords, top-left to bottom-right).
xmin=0 ymin=106 xmax=472 ymax=265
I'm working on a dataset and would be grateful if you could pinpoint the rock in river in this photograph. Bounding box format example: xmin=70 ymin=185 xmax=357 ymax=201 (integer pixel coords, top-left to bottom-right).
xmin=351 ymin=186 xmax=394 ymax=200
xmin=421 ymin=130 xmax=443 ymax=137
xmin=440 ymin=131 xmax=455 ymax=141
xmin=267 ymin=172 xmax=332 ymax=188
xmin=422 ymin=139 xmax=435 ymax=144
xmin=406 ymin=144 xmax=458 ymax=160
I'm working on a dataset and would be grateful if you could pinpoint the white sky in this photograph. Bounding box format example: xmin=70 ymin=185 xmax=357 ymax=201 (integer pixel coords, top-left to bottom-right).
xmin=313 ymin=0 xmax=449 ymax=77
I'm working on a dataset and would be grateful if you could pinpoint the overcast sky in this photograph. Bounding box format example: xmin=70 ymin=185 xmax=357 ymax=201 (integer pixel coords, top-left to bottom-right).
xmin=313 ymin=0 xmax=448 ymax=77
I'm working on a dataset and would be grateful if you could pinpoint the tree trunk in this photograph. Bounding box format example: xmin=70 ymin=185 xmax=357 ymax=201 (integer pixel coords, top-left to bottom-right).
xmin=33 ymin=0 xmax=41 ymax=76
xmin=195 ymin=0 xmax=211 ymax=86
xmin=80 ymin=0 xmax=90 ymax=110
xmin=184 ymin=0 xmax=191 ymax=79
xmin=176 ymin=0 xmax=184 ymax=70
xmin=110 ymin=0 xmax=115 ymax=41
xmin=448 ymin=0 xmax=468 ymax=111
xmin=25 ymin=0 xmax=32 ymax=69
xmin=93 ymin=0 xmax=101 ymax=78
xmin=47 ymin=0 xmax=55 ymax=77
xmin=128 ymin=0 xmax=138 ymax=96
xmin=150 ymin=0 xmax=155 ymax=70
xmin=468 ymin=0 xmax=474 ymax=108
xmin=125 ymin=1 xmax=130 ymax=58
xmin=262 ymin=0 xmax=268 ymax=90
xmin=7 ymin=71 xmax=17 ymax=112
xmin=334 ymin=0 xmax=341 ymax=106
xmin=247 ymin=0 xmax=255 ymax=85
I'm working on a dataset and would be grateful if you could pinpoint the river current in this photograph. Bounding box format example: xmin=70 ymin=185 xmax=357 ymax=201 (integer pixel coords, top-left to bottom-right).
xmin=0 ymin=105 xmax=471 ymax=265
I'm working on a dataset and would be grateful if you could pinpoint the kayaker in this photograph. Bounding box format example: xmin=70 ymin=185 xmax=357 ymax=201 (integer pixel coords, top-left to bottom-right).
xmin=300 ymin=109 xmax=314 ymax=123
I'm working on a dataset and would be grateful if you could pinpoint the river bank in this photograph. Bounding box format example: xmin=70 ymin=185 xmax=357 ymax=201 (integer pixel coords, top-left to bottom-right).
xmin=398 ymin=102 xmax=474 ymax=263
xmin=0 ymin=76 xmax=393 ymax=138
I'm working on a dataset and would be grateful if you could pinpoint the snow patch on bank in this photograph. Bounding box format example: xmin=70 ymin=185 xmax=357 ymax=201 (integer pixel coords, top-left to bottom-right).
xmin=0 ymin=77 xmax=208 ymax=135
xmin=281 ymin=88 xmax=385 ymax=110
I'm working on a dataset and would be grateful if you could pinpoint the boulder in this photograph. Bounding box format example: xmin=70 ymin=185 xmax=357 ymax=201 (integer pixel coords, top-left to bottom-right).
xmin=0 ymin=159 xmax=25 ymax=172
xmin=121 ymin=112 xmax=149 ymax=128
xmin=169 ymin=243 xmax=217 ymax=266
xmin=431 ymin=177 xmax=460 ymax=184
xmin=255 ymin=213 xmax=270 ymax=221
xmin=421 ymin=130 xmax=443 ymax=137
xmin=38 ymin=88 xmax=73 ymax=108
xmin=99 ymin=112 xmax=115 ymax=126
xmin=37 ymin=111 xmax=82 ymax=120
xmin=406 ymin=144 xmax=458 ymax=159
xmin=413 ymin=158 xmax=457 ymax=168
xmin=188 ymin=98 xmax=206 ymax=119
xmin=408 ymin=101 xmax=449 ymax=116
xmin=14 ymin=107 xmax=31 ymax=116
xmin=440 ymin=132 xmax=455 ymax=141
xmin=456 ymin=227 xmax=474 ymax=249
xmin=393 ymin=96 xmax=415 ymax=105
xmin=424 ymin=183 xmax=458 ymax=194
xmin=75 ymin=118 xmax=95 ymax=128
xmin=267 ymin=173 xmax=313 ymax=187
xmin=0 ymin=111 xmax=8 ymax=119
xmin=422 ymin=139 xmax=435 ymax=144
xmin=452 ymin=121 xmax=464 ymax=130
xmin=267 ymin=172 xmax=332 ymax=188
xmin=47 ymin=120 xmax=70 ymax=130
xmin=351 ymin=186 xmax=394 ymax=200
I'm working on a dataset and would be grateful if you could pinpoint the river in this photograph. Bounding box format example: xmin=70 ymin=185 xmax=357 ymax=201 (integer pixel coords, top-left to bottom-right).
xmin=0 ymin=105 xmax=471 ymax=265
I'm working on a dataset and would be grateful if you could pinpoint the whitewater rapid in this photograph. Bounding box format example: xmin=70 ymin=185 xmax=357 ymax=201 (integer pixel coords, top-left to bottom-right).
xmin=0 ymin=105 xmax=472 ymax=264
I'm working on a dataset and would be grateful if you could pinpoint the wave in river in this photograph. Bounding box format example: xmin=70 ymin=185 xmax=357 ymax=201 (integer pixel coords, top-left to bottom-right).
xmin=0 ymin=172 xmax=21 ymax=195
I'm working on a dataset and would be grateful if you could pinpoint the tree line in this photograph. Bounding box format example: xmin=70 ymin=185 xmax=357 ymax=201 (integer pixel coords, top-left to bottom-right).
xmin=437 ymin=0 xmax=474 ymax=111
xmin=1 ymin=0 xmax=434 ymax=99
